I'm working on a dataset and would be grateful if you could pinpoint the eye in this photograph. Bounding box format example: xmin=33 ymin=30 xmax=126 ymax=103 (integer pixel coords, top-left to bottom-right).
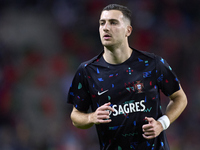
xmin=99 ymin=21 xmax=105 ymax=26
xmin=110 ymin=21 xmax=118 ymax=25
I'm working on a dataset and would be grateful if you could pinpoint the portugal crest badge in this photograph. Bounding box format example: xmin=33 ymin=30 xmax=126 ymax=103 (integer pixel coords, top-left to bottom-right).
xmin=134 ymin=81 xmax=144 ymax=93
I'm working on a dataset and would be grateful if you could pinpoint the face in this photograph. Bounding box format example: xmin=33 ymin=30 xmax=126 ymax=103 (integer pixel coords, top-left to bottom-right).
xmin=99 ymin=10 xmax=132 ymax=48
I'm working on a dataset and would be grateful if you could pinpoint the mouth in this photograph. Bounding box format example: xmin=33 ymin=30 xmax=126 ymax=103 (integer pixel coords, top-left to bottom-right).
xmin=103 ymin=34 xmax=112 ymax=40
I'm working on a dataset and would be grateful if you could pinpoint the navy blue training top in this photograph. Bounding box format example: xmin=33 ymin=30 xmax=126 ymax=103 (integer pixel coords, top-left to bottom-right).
xmin=67 ymin=48 xmax=180 ymax=150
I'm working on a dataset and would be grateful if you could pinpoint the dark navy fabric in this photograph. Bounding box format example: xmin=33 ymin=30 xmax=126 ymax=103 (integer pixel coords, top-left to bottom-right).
xmin=67 ymin=48 xmax=180 ymax=150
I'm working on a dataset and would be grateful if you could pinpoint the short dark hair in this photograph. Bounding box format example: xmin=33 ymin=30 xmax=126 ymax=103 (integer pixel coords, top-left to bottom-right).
xmin=102 ymin=4 xmax=132 ymax=24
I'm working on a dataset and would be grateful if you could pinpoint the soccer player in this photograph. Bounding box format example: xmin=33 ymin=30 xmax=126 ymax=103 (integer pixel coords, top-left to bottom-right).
xmin=67 ymin=4 xmax=187 ymax=150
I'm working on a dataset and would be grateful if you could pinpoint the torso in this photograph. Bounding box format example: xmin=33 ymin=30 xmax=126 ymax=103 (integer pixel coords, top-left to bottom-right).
xmin=84 ymin=49 xmax=167 ymax=149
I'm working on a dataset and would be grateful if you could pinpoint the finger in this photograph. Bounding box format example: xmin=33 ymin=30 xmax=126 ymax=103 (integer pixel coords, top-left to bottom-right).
xmin=95 ymin=119 xmax=112 ymax=124
xmin=145 ymin=117 xmax=154 ymax=123
xmin=97 ymin=102 xmax=111 ymax=110
xmin=97 ymin=114 xmax=110 ymax=120
xmin=98 ymin=106 xmax=112 ymax=111
xmin=142 ymin=134 xmax=155 ymax=140
xmin=106 ymin=106 xmax=115 ymax=112
xmin=97 ymin=110 xmax=110 ymax=115
xmin=142 ymin=124 xmax=153 ymax=130
xmin=103 ymin=102 xmax=111 ymax=106
xmin=98 ymin=119 xmax=112 ymax=124
xmin=143 ymin=128 xmax=154 ymax=133
xmin=143 ymin=128 xmax=153 ymax=133
xmin=143 ymin=130 xmax=154 ymax=136
xmin=99 ymin=105 xmax=114 ymax=112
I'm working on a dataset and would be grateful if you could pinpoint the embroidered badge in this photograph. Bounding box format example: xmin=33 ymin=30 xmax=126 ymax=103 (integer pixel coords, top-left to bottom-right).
xmin=134 ymin=81 xmax=144 ymax=93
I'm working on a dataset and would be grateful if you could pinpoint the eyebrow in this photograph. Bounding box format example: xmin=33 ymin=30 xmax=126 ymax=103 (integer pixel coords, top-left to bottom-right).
xmin=99 ymin=19 xmax=119 ymax=23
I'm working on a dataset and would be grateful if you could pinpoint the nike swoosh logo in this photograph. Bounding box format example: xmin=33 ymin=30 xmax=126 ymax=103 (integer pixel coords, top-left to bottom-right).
xmin=98 ymin=90 xmax=108 ymax=95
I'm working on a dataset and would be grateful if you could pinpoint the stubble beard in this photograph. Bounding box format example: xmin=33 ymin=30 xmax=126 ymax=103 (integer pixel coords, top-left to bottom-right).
xmin=102 ymin=39 xmax=123 ymax=51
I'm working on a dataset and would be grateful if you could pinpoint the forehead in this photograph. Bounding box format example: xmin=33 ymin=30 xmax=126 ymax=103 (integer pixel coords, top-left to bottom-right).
xmin=100 ymin=10 xmax=124 ymax=21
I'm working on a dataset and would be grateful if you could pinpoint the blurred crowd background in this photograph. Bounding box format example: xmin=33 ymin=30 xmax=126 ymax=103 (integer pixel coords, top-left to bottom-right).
xmin=0 ymin=0 xmax=199 ymax=150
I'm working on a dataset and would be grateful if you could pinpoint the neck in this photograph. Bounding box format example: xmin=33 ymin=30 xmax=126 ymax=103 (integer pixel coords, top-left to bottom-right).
xmin=103 ymin=44 xmax=132 ymax=64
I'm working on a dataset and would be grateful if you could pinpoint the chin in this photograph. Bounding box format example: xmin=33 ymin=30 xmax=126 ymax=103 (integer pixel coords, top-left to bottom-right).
xmin=103 ymin=45 xmax=115 ymax=49
xmin=102 ymin=41 xmax=114 ymax=47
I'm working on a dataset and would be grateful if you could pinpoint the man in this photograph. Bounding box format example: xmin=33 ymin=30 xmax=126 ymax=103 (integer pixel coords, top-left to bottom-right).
xmin=67 ymin=4 xmax=187 ymax=150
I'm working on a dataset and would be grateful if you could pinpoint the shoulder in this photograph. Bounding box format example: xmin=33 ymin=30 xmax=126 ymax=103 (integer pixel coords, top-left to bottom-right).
xmin=132 ymin=48 xmax=159 ymax=61
xmin=79 ymin=51 xmax=103 ymax=69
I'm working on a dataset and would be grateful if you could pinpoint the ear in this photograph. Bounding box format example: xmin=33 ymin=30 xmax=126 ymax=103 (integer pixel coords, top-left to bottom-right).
xmin=126 ymin=25 xmax=132 ymax=37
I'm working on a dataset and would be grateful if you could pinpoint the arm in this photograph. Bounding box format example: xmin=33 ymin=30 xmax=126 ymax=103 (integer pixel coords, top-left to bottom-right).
xmin=166 ymin=85 xmax=187 ymax=123
xmin=70 ymin=102 xmax=114 ymax=129
xmin=142 ymin=85 xmax=187 ymax=139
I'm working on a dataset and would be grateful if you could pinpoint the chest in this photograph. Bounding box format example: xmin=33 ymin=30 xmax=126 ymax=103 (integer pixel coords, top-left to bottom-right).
xmin=86 ymin=61 xmax=158 ymax=107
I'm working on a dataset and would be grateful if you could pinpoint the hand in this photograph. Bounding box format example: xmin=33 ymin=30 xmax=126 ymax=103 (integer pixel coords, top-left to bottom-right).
xmin=89 ymin=102 xmax=114 ymax=124
xmin=142 ymin=117 xmax=163 ymax=139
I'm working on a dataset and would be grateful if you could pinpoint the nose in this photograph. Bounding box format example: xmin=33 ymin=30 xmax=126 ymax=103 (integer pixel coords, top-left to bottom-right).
xmin=103 ymin=22 xmax=110 ymax=31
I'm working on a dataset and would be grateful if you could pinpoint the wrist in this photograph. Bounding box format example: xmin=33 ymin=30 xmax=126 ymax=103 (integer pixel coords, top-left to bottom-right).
xmin=157 ymin=115 xmax=170 ymax=130
xmin=88 ymin=112 xmax=95 ymax=125
xmin=88 ymin=113 xmax=93 ymax=124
